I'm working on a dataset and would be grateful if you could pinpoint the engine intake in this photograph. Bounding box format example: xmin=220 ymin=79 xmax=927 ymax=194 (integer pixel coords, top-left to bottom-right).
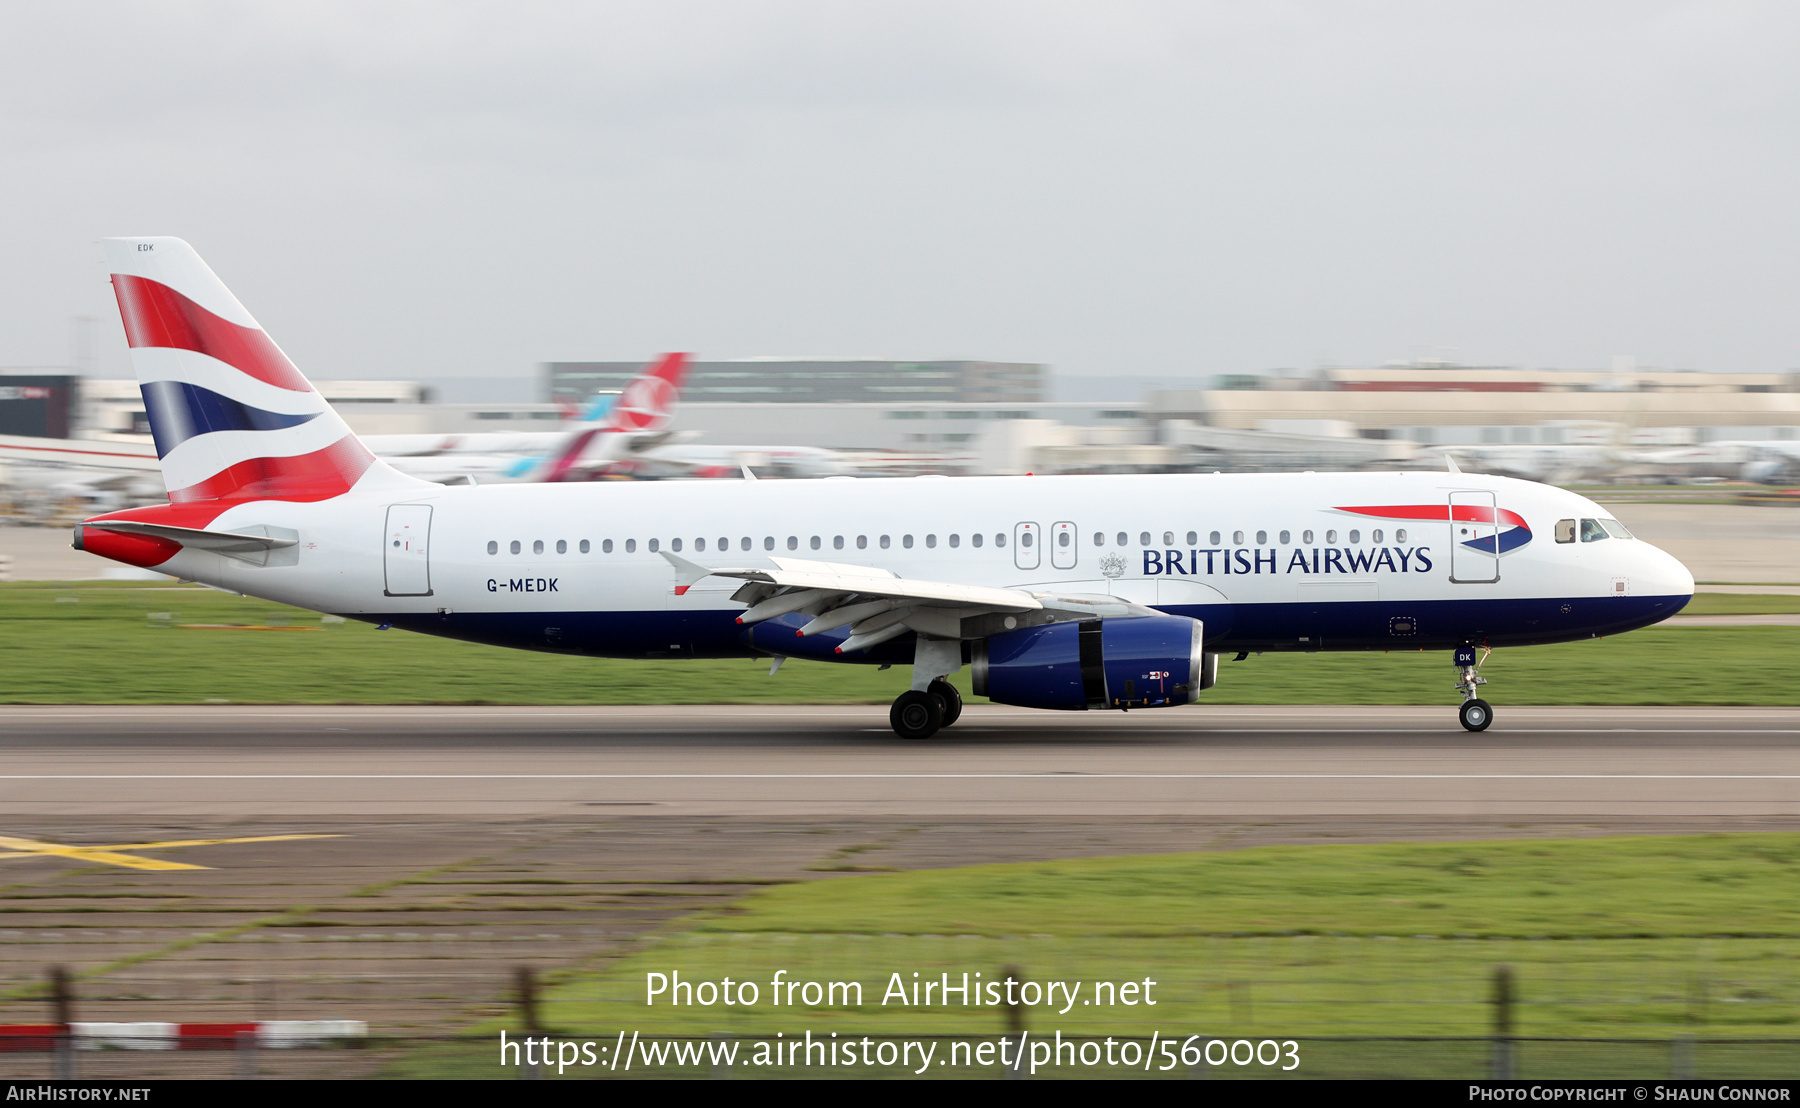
xmin=971 ymin=615 xmax=1205 ymax=711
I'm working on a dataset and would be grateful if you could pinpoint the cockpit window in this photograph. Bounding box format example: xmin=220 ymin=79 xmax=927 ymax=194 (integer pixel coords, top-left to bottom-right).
xmin=1600 ymin=518 xmax=1633 ymax=539
xmin=1580 ymin=518 xmax=1609 ymax=543
xmin=1555 ymin=519 xmax=1576 ymax=544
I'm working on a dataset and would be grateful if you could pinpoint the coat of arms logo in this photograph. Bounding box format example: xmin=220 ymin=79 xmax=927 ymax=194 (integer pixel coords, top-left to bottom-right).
xmin=1099 ymin=552 xmax=1127 ymax=579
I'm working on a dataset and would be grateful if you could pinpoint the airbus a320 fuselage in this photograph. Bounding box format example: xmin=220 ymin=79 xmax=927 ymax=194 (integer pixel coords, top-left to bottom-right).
xmin=76 ymin=238 xmax=1695 ymax=738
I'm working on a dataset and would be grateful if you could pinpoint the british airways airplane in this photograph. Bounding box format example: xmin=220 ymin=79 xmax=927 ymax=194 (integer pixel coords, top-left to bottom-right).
xmin=74 ymin=238 xmax=1695 ymax=738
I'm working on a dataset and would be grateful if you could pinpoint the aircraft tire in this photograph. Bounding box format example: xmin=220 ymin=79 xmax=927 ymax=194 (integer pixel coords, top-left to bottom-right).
xmin=1459 ymin=698 xmax=1494 ymax=733
xmin=929 ymin=681 xmax=963 ymax=727
xmin=890 ymin=690 xmax=944 ymax=740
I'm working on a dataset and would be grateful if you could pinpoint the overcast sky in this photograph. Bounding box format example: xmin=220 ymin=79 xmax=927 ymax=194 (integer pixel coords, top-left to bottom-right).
xmin=3 ymin=2 xmax=1798 ymax=385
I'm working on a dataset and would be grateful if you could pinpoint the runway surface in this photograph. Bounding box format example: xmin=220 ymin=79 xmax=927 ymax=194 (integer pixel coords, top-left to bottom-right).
xmin=5 ymin=703 xmax=1798 ymax=818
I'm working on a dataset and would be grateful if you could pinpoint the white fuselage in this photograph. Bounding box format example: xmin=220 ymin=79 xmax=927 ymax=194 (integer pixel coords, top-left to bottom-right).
xmin=115 ymin=469 xmax=1694 ymax=662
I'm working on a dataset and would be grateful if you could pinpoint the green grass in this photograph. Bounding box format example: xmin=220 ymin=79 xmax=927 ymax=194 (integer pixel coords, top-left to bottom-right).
xmin=527 ymin=835 xmax=1800 ymax=1043
xmin=1682 ymin=593 xmax=1800 ymax=615
xmin=0 ymin=581 xmax=1796 ymax=704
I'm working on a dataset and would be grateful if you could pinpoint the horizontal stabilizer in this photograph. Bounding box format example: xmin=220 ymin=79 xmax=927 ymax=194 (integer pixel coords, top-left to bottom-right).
xmin=83 ymin=520 xmax=299 ymax=566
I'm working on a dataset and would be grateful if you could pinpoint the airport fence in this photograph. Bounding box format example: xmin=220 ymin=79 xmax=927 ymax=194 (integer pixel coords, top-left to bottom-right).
xmin=2 ymin=1031 xmax=1799 ymax=1080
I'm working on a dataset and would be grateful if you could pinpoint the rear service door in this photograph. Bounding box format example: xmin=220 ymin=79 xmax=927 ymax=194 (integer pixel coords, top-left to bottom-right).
xmin=1013 ymin=522 xmax=1040 ymax=571
xmin=1051 ymin=521 xmax=1078 ymax=570
xmin=1448 ymin=491 xmax=1499 ymax=583
xmin=384 ymin=504 xmax=434 ymax=597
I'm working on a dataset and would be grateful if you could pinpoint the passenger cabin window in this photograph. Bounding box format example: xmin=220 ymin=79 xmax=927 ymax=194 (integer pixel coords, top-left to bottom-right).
xmin=1094 ymin=532 xmax=1105 ymax=546
xmin=580 ymin=540 xmax=591 ymax=553
xmin=649 ymin=539 xmax=660 ymax=553
xmin=810 ymin=536 xmax=821 ymax=550
xmin=487 ymin=541 xmax=498 ymax=555
xmin=950 ymin=534 xmax=961 ymax=548
xmin=1232 ymin=531 xmax=1244 ymax=545
xmin=881 ymin=535 xmax=891 ymax=549
xmin=510 ymin=540 xmax=521 ymax=554
xmin=925 ymin=534 xmax=937 ymax=548
xmin=1580 ymin=518 xmax=1610 ymax=543
xmin=533 ymin=540 xmax=545 ymax=554
xmin=1020 ymin=532 xmax=1032 ymax=548
xmin=1139 ymin=532 xmax=1150 ymax=546
xmin=857 ymin=535 xmax=868 ymax=549
xmin=903 ymin=535 xmax=914 ymax=549
xmin=995 ymin=533 xmax=1006 ymax=547
xmin=971 ymin=534 xmax=982 ymax=548
xmin=1303 ymin=530 xmax=1314 ymax=544
xmin=671 ymin=538 xmax=682 ymax=552
xmin=1209 ymin=531 xmax=1221 ymax=545
xmin=601 ymin=539 xmax=612 ymax=553
xmin=787 ymin=536 xmax=798 ymax=550
xmin=625 ymin=539 xmax=636 ymax=553
xmin=1278 ymin=530 xmax=1290 ymax=544
xmin=1371 ymin=530 xmax=1382 ymax=544
xmin=556 ymin=540 xmax=567 ymax=554
xmin=1163 ymin=531 xmax=1174 ymax=545
xmin=1348 ymin=530 xmax=1360 ymax=544
xmin=1325 ymin=531 xmax=1337 ymax=544
xmin=1396 ymin=529 xmax=1407 ymax=543
xmin=1116 ymin=532 xmax=1127 ymax=546
xmin=1255 ymin=530 xmax=1267 ymax=545
xmin=741 ymin=537 xmax=751 ymax=551
xmin=695 ymin=538 xmax=705 ymax=552
xmin=1186 ymin=531 xmax=1197 ymax=545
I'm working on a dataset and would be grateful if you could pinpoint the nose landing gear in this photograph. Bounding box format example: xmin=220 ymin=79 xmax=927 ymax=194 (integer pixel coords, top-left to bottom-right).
xmin=1454 ymin=644 xmax=1493 ymax=732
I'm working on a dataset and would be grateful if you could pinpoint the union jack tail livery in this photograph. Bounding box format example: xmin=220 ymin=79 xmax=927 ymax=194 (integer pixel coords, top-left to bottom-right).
xmin=103 ymin=237 xmax=412 ymax=506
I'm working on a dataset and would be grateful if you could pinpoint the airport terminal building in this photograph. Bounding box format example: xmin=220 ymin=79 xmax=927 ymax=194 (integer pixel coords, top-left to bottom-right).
xmin=544 ymin=358 xmax=1046 ymax=407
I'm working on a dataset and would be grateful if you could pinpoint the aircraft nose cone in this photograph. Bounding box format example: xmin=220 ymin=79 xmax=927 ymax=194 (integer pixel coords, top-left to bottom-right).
xmin=1644 ymin=542 xmax=1695 ymax=602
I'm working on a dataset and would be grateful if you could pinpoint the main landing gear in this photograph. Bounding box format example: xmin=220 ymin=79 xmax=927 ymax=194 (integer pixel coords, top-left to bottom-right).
xmin=889 ymin=639 xmax=965 ymax=740
xmin=889 ymin=680 xmax=964 ymax=740
xmin=1454 ymin=644 xmax=1493 ymax=732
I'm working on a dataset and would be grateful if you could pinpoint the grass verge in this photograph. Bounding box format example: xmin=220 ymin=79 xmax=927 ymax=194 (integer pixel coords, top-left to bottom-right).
xmin=527 ymin=834 xmax=1800 ymax=1042
xmin=0 ymin=581 xmax=1796 ymax=704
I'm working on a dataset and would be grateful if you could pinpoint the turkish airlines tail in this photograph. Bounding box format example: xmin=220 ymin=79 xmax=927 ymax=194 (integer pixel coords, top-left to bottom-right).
xmin=537 ymin=352 xmax=689 ymax=482
xmin=102 ymin=237 xmax=417 ymax=505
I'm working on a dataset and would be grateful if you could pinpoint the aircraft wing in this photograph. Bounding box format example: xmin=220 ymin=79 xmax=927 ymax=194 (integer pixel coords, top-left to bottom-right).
xmin=660 ymin=553 xmax=1153 ymax=654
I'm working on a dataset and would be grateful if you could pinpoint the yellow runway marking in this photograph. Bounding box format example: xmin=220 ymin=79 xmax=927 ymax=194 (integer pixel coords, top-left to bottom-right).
xmin=0 ymin=833 xmax=341 ymax=871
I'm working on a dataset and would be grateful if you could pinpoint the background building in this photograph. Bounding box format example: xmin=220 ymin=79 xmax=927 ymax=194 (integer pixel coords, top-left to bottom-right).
xmin=545 ymin=358 xmax=1045 ymax=407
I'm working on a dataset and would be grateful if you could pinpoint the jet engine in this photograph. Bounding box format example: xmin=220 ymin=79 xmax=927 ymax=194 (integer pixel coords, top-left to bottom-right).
xmin=970 ymin=615 xmax=1209 ymax=711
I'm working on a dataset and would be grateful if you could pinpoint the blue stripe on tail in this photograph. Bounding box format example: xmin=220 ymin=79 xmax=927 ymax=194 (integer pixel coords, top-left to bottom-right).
xmin=139 ymin=380 xmax=319 ymax=458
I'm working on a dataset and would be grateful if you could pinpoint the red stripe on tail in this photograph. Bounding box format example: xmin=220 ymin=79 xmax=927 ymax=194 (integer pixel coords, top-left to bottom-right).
xmin=167 ymin=434 xmax=375 ymax=504
xmin=111 ymin=274 xmax=312 ymax=393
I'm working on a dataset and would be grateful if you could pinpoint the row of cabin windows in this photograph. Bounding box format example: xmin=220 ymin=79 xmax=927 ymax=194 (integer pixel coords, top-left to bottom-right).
xmin=484 ymin=526 xmax=1413 ymax=557
xmin=486 ymin=533 xmax=1015 ymax=556
xmin=1092 ymin=528 xmax=1406 ymax=547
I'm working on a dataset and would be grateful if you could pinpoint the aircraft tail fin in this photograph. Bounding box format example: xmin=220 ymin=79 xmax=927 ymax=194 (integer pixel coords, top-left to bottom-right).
xmin=102 ymin=237 xmax=419 ymax=505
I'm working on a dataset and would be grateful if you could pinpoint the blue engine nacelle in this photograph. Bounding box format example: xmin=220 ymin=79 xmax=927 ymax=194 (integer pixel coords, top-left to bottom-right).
xmin=970 ymin=615 xmax=1207 ymax=711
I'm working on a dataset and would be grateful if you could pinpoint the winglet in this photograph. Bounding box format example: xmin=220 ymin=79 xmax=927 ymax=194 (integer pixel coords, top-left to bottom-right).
xmin=1445 ymin=453 xmax=1462 ymax=474
xmin=741 ymin=464 xmax=758 ymax=480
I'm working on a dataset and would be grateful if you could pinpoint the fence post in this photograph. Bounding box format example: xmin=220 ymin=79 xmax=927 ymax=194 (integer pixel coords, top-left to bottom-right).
xmin=1001 ymin=964 xmax=1026 ymax=1080
xmin=1671 ymin=1033 xmax=1695 ymax=1080
xmin=516 ymin=966 xmax=541 ymax=1081
xmin=235 ymin=1028 xmax=258 ymax=1080
xmin=49 ymin=966 xmax=74 ymax=1081
xmin=1490 ymin=964 xmax=1515 ymax=1080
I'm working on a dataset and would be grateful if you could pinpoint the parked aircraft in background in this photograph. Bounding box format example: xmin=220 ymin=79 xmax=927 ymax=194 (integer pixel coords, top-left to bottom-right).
xmin=75 ymin=238 xmax=1693 ymax=739
xmin=370 ymin=353 xmax=694 ymax=484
